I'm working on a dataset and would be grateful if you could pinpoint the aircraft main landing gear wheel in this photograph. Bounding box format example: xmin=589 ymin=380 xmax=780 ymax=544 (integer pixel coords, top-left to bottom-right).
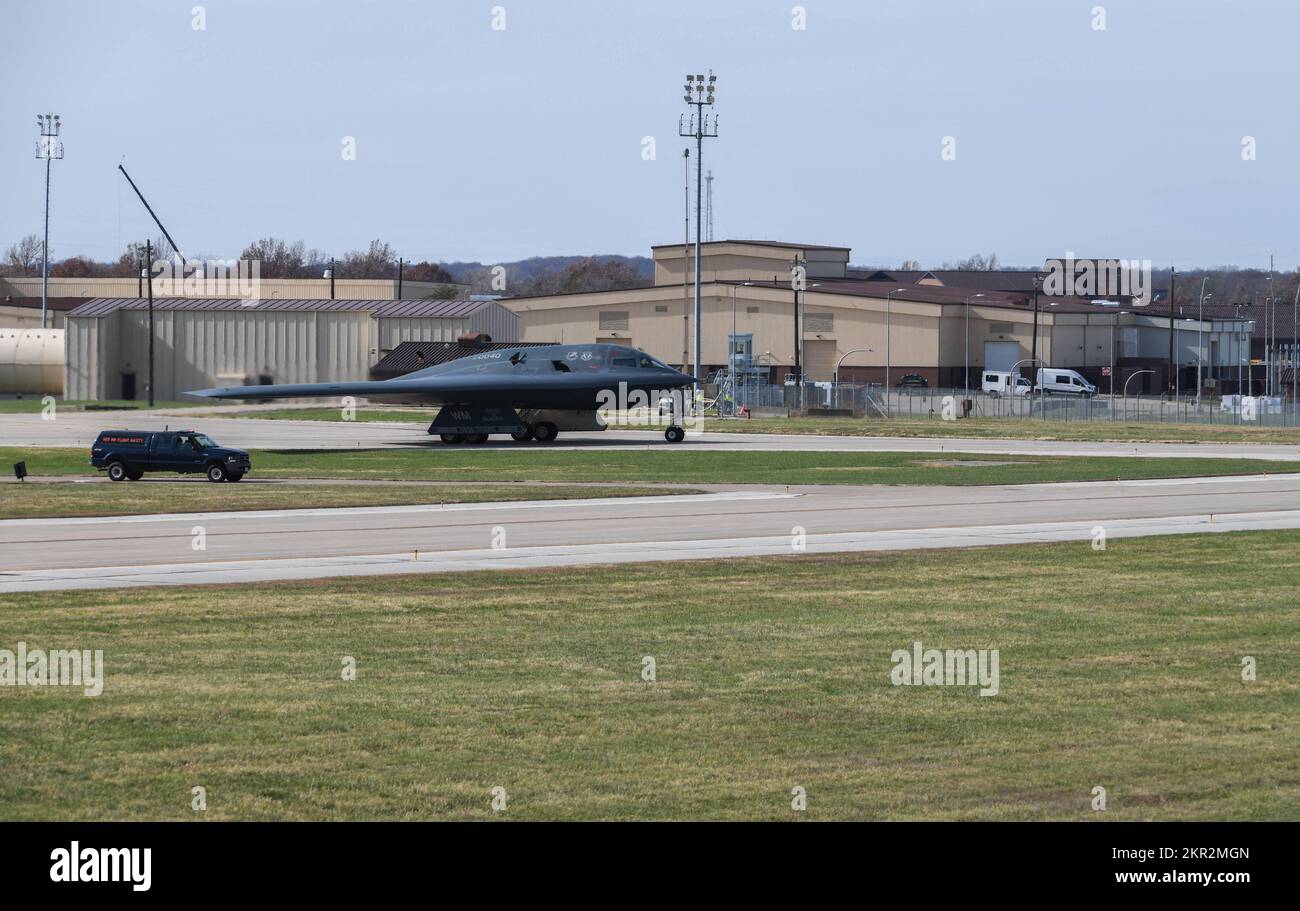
xmin=440 ymin=433 xmax=465 ymax=444
xmin=532 ymin=422 xmax=559 ymax=443
xmin=511 ymin=427 xmax=535 ymax=442
xmin=466 ymin=433 xmax=489 ymax=444
xmin=665 ymin=425 xmax=686 ymax=443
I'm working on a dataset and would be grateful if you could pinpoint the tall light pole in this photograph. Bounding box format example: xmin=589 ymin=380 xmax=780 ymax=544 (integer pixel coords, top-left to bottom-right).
xmin=678 ymin=71 xmax=718 ymax=406
xmin=885 ymin=287 xmax=906 ymax=394
xmin=964 ymin=293 xmax=984 ymax=399
xmin=35 ymin=113 xmax=63 ymax=330
xmin=1196 ymin=278 xmax=1210 ymax=407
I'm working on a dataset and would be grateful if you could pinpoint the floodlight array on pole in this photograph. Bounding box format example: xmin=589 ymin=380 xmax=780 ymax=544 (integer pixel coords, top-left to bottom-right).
xmin=678 ymin=71 xmax=718 ymax=406
xmin=35 ymin=113 xmax=64 ymax=330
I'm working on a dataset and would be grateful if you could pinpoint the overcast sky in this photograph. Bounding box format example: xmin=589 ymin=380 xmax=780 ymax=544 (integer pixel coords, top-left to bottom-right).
xmin=4 ymin=0 xmax=1298 ymax=269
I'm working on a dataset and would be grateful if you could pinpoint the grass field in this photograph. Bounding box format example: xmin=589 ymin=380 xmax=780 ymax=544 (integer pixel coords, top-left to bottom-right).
xmin=228 ymin=406 xmax=1300 ymax=445
xmin=4 ymin=446 xmax=1298 ymax=490
xmin=0 ymin=482 xmax=693 ymax=520
xmin=0 ymin=530 xmax=1295 ymax=821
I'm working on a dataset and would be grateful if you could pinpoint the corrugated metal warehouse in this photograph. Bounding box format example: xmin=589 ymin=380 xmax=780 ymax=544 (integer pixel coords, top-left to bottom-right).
xmin=64 ymin=297 xmax=517 ymax=401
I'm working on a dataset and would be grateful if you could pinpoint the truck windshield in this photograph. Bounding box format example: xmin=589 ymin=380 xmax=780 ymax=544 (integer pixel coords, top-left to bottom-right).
xmin=193 ymin=434 xmax=217 ymax=448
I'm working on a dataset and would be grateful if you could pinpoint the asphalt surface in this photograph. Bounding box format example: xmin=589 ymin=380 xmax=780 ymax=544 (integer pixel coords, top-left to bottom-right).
xmin=4 ymin=408 xmax=1300 ymax=459
xmin=5 ymin=473 xmax=1300 ymax=592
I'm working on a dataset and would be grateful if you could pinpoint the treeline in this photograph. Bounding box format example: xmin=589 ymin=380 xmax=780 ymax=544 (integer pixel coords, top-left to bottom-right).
xmin=1 ymin=234 xmax=653 ymax=297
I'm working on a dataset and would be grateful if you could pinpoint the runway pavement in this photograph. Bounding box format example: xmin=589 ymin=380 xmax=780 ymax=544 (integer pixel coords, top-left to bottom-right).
xmin=5 ymin=473 xmax=1300 ymax=592
xmin=4 ymin=408 xmax=1300 ymax=459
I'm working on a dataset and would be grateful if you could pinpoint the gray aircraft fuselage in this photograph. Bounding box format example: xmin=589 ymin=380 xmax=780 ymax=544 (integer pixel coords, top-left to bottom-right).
xmin=188 ymin=343 xmax=696 ymax=412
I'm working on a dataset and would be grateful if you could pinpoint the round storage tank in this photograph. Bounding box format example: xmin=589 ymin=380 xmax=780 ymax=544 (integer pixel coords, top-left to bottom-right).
xmin=0 ymin=328 xmax=66 ymax=395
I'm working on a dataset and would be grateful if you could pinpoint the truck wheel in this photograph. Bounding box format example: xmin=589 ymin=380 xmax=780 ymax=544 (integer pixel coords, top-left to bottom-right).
xmin=206 ymin=463 xmax=228 ymax=483
xmin=226 ymin=472 xmax=245 ymax=482
xmin=532 ymin=422 xmax=558 ymax=443
xmin=107 ymin=461 xmax=128 ymax=482
xmin=126 ymin=468 xmax=144 ymax=481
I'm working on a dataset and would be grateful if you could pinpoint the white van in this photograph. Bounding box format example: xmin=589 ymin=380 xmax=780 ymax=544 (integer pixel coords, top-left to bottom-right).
xmin=981 ymin=371 xmax=1032 ymax=398
xmin=1035 ymin=368 xmax=1097 ymax=397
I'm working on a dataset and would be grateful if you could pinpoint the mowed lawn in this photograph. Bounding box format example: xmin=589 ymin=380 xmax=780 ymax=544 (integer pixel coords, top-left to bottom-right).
xmin=4 ymin=446 xmax=1298 ymax=490
xmin=227 ymin=406 xmax=1300 ymax=445
xmin=0 ymin=482 xmax=695 ymax=520
xmin=0 ymin=531 xmax=1296 ymax=821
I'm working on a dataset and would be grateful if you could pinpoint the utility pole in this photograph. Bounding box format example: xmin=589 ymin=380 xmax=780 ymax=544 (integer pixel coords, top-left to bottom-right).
xmin=1196 ymin=277 xmax=1209 ymax=408
xmin=679 ymin=71 xmax=718 ymax=400
xmin=789 ymin=253 xmax=806 ymax=392
xmin=397 ymin=257 xmax=404 ymax=299
xmin=35 ymin=114 xmax=64 ymax=330
xmin=328 ymin=258 xmax=335 ymax=300
xmin=1031 ymin=273 xmax=1042 ymax=376
xmin=146 ymin=239 xmax=155 ymax=408
xmin=1167 ymin=267 xmax=1176 ymax=396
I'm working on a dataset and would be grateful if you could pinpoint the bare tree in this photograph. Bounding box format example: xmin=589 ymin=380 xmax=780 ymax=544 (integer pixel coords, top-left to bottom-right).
xmin=335 ymin=239 xmax=396 ymax=279
xmin=2 ymin=235 xmax=44 ymax=276
xmin=240 ymin=237 xmax=325 ymax=278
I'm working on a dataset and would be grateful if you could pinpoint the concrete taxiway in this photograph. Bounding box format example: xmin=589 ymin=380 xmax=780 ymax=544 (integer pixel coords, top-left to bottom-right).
xmin=4 ymin=473 xmax=1300 ymax=592
xmin=3 ymin=408 xmax=1300 ymax=460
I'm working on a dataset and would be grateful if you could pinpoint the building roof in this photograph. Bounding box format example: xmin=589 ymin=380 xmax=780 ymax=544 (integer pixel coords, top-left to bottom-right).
xmin=650 ymin=239 xmax=851 ymax=252
xmin=67 ymin=297 xmax=498 ymax=319
xmin=2 ymin=296 xmax=89 ymax=312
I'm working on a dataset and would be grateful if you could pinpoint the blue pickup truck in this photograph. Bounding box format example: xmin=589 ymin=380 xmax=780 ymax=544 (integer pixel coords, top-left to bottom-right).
xmin=90 ymin=430 xmax=252 ymax=482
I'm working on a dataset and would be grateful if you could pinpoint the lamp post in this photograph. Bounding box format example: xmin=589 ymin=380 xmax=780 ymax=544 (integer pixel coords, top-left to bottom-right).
xmin=678 ymin=71 xmax=718 ymax=407
xmin=35 ymin=113 xmax=63 ymax=330
xmin=834 ymin=348 xmax=874 ymax=387
xmin=1123 ymin=369 xmax=1155 ymax=421
xmin=964 ymin=293 xmax=984 ymax=399
xmin=885 ymin=287 xmax=906 ymax=395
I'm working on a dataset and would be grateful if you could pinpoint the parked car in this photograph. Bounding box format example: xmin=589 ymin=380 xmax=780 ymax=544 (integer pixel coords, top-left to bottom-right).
xmin=1034 ymin=368 xmax=1097 ymax=397
xmin=896 ymin=374 xmax=929 ymax=389
xmin=90 ymin=430 xmax=252 ymax=482
xmin=981 ymin=371 xmax=1033 ymax=398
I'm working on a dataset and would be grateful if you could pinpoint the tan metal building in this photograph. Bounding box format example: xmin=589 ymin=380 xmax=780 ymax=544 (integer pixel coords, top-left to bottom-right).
xmin=509 ymin=240 xmax=1243 ymax=391
xmin=63 ymin=297 xmax=517 ymax=401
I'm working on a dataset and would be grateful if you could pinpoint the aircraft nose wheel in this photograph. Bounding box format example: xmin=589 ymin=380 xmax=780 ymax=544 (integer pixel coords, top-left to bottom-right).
xmin=510 ymin=427 xmax=535 ymax=442
xmin=532 ymin=422 xmax=559 ymax=443
xmin=439 ymin=433 xmax=466 ymax=444
xmin=664 ymin=425 xmax=685 ymax=443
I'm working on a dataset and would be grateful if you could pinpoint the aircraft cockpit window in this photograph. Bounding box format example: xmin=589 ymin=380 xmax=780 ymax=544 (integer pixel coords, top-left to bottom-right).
xmin=611 ymin=357 xmax=637 ymax=368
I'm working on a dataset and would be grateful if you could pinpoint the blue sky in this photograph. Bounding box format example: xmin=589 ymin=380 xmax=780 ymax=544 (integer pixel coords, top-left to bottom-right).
xmin=3 ymin=0 xmax=1298 ymax=269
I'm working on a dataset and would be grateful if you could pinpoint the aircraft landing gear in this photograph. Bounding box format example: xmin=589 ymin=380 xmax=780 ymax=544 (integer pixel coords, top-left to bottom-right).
xmin=532 ymin=422 xmax=559 ymax=443
xmin=440 ymin=433 xmax=466 ymax=444
xmin=466 ymin=433 xmax=489 ymax=444
xmin=510 ymin=427 xmax=535 ymax=442
xmin=664 ymin=425 xmax=686 ymax=444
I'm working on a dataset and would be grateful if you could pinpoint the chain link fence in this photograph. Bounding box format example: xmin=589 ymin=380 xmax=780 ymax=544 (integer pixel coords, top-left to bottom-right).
xmin=722 ymin=381 xmax=1300 ymax=427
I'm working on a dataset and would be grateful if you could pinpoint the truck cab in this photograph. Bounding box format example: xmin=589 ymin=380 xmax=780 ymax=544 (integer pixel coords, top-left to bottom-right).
xmin=90 ymin=430 xmax=252 ymax=482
